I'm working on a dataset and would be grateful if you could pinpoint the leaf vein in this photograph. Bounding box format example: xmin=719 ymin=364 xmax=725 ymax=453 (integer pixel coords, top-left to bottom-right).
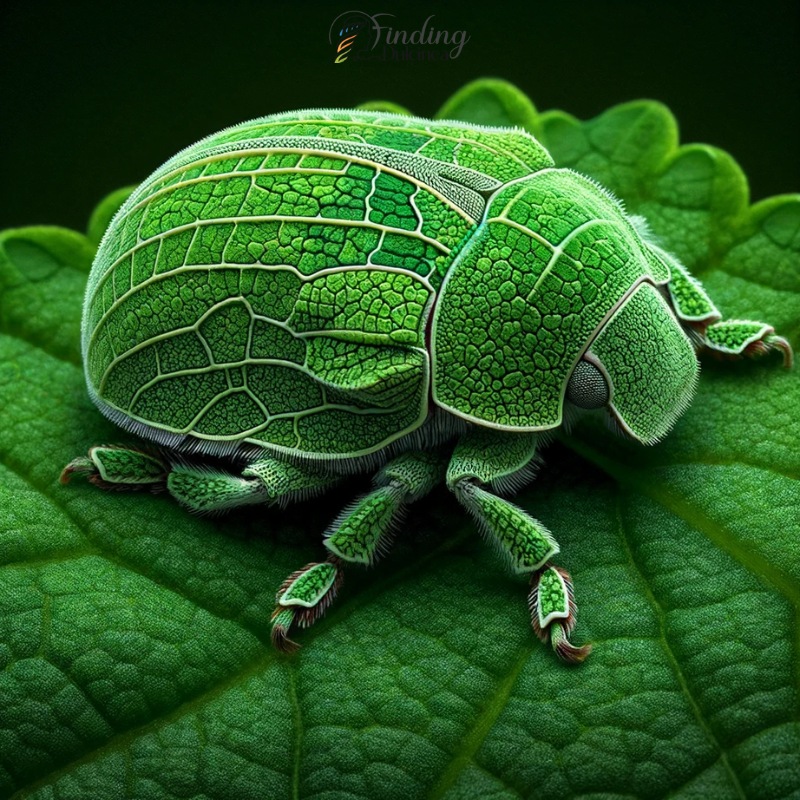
xmin=427 ymin=643 xmax=530 ymax=800
xmin=613 ymin=493 xmax=746 ymax=800
xmin=564 ymin=438 xmax=800 ymax=608
xmin=286 ymin=661 xmax=302 ymax=800
xmin=0 ymin=451 xmax=269 ymax=645
xmin=10 ymin=649 xmax=276 ymax=800
xmin=0 ymin=326 xmax=82 ymax=368
xmin=663 ymin=458 xmax=799 ymax=483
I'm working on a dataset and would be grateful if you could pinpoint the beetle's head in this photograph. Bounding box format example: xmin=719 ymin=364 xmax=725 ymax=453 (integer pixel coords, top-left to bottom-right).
xmin=565 ymin=283 xmax=699 ymax=445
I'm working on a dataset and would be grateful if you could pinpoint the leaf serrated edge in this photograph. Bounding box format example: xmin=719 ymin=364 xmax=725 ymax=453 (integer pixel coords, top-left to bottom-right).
xmin=86 ymin=186 xmax=137 ymax=247
xmin=539 ymin=99 xmax=679 ymax=178
xmin=539 ymin=99 xmax=800 ymax=288
xmin=0 ymin=226 xmax=95 ymax=275
xmin=434 ymin=78 xmax=542 ymax=138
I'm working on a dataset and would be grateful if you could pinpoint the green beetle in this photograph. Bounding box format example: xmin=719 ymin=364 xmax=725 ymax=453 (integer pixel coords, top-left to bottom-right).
xmin=63 ymin=109 xmax=792 ymax=661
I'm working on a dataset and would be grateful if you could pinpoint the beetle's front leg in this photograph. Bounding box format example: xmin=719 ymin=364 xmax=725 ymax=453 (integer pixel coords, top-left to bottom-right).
xmin=660 ymin=251 xmax=793 ymax=367
xmin=703 ymin=321 xmax=793 ymax=366
xmin=446 ymin=428 xmax=591 ymax=663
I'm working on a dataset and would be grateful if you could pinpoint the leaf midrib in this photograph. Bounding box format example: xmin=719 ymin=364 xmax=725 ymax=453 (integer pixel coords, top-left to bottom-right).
xmin=426 ymin=643 xmax=531 ymax=800
xmin=613 ymin=494 xmax=746 ymax=800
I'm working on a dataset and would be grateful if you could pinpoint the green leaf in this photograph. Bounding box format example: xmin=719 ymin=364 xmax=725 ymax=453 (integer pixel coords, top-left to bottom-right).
xmin=1 ymin=80 xmax=798 ymax=799
xmin=356 ymin=101 xmax=413 ymax=116
xmin=435 ymin=78 xmax=543 ymax=139
xmin=86 ymin=186 xmax=137 ymax=248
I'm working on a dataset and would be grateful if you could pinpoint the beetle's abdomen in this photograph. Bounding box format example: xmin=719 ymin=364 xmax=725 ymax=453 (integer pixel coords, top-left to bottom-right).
xmin=83 ymin=166 xmax=450 ymax=456
xmin=82 ymin=110 xmax=555 ymax=457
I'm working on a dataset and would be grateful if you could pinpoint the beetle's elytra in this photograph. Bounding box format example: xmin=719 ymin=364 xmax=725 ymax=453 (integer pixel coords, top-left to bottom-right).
xmin=63 ymin=109 xmax=792 ymax=660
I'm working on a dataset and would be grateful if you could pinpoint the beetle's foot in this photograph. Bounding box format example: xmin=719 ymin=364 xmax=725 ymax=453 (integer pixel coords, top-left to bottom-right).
xmin=704 ymin=321 xmax=793 ymax=368
xmin=270 ymin=609 xmax=302 ymax=653
xmin=750 ymin=333 xmax=793 ymax=367
xmin=528 ymin=565 xmax=591 ymax=664
xmin=60 ymin=456 xmax=97 ymax=483
xmin=270 ymin=557 xmax=344 ymax=652
xmin=549 ymin=623 xmax=592 ymax=663
xmin=60 ymin=445 xmax=167 ymax=490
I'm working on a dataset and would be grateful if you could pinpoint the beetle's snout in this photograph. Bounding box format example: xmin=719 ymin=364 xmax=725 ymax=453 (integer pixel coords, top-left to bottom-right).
xmin=582 ymin=283 xmax=699 ymax=445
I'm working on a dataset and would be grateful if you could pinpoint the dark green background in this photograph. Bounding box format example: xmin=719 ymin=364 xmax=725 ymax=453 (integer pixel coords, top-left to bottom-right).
xmin=2 ymin=0 xmax=798 ymax=231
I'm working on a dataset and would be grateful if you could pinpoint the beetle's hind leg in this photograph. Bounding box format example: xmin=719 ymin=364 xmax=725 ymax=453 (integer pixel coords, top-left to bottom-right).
xmin=446 ymin=428 xmax=591 ymax=663
xmin=271 ymin=450 xmax=447 ymax=652
xmin=61 ymin=447 xmax=342 ymax=512
xmin=62 ymin=445 xmax=169 ymax=490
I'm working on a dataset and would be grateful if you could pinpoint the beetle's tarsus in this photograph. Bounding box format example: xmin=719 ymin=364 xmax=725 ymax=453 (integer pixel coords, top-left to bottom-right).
xmin=724 ymin=334 xmax=794 ymax=367
xmin=270 ymin=558 xmax=344 ymax=652
xmin=270 ymin=608 xmax=302 ymax=653
xmin=529 ymin=565 xmax=591 ymax=663
xmin=550 ymin=624 xmax=592 ymax=664
xmin=60 ymin=456 xmax=96 ymax=484
xmin=763 ymin=335 xmax=793 ymax=368
xmin=703 ymin=321 xmax=794 ymax=368
xmin=61 ymin=445 xmax=168 ymax=492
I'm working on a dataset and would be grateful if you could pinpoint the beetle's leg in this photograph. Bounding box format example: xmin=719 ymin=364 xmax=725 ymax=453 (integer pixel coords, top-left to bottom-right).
xmin=271 ymin=450 xmax=447 ymax=652
xmin=167 ymin=457 xmax=341 ymax=513
xmin=446 ymin=428 xmax=591 ymax=663
xmin=61 ymin=445 xmax=168 ymax=489
xmin=702 ymin=320 xmax=793 ymax=367
xmin=62 ymin=448 xmax=341 ymax=512
xmin=661 ymin=254 xmax=793 ymax=367
xmin=661 ymin=250 xmax=722 ymax=327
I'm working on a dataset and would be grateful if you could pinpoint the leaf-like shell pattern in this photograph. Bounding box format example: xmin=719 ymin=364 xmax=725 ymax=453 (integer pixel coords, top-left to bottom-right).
xmin=82 ymin=110 xmax=552 ymax=458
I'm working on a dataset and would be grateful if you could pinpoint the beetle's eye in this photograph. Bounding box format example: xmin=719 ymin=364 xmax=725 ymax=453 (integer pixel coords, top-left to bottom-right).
xmin=567 ymin=360 xmax=609 ymax=409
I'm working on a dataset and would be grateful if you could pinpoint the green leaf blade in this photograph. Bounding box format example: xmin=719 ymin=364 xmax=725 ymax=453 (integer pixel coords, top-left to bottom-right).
xmin=0 ymin=229 xmax=95 ymax=366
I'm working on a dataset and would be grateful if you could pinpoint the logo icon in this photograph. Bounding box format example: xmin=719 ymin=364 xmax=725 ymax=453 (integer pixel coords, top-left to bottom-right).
xmin=329 ymin=12 xmax=373 ymax=64
xmin=329 ymin=11 xmax=470 ymax=64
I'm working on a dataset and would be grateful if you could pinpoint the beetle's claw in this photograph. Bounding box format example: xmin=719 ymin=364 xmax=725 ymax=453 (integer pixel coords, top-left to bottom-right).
xmin=739 ymin=333 xmax=793 ymax=367
xmin=60 ymin=456 xmax=97 ymax=484
xmin=61 ymin=445 xmax=168 ymax=491
xmin=759 ymin=334 xmax=794 ymax=368
xmin=270 ymin=608 xmax=302 ymax=653
xmin=550 ymin=624 xmax=592 ymax=664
